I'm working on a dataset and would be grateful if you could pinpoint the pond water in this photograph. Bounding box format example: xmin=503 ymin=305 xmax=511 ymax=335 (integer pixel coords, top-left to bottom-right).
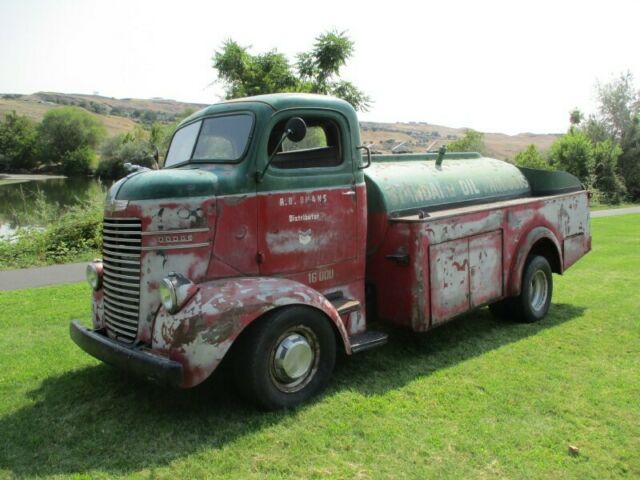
xmin=0 ymin=177 xmax=108 ymax=239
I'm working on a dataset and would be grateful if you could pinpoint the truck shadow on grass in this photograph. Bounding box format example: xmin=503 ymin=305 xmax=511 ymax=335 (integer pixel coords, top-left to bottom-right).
xmin=0 ymin=303 xmax=585 ymax=476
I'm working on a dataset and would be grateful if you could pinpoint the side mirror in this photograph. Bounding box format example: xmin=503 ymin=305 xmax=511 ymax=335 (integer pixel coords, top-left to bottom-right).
xmin=256 ymin=117 xmax=308 ymax=182
xmin=285 ymin=117 xmax=306 ymax=142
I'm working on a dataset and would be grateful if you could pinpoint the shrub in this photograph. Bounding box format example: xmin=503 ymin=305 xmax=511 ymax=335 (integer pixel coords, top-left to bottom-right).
xmin=513 ymin=144 xmax=553 ymax=170
xmin=0 ymin=192 xmax=104 ymax=269
xmin=0 ymin=111 xmax=38 ymax=170
xmin=447 ymin=130 xmax=486 ymax=154
xmin=37 ymin=106 xmax=106 ymax=166
xmin=62 ymin=146 xmax=95 ymax=176
xmin=96 ymin=131 xmax=156 ymax=180
xmin=550 ymin=129 xmax=595 ymax=183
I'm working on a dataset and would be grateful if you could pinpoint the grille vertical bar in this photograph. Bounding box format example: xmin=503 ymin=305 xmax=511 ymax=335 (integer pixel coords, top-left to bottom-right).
xmin=102 ymin=217 xmax=142 ymax=343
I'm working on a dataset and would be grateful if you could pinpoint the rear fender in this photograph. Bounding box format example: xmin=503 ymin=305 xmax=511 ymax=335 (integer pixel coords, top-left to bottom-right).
xmin=151 ymin=277 xmax=351 ymax=388
xmin=508 ymin=226 xmax=562 ymax=297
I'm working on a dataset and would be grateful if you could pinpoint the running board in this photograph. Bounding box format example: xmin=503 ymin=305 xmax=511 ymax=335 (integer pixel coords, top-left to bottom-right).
xmin=349 ymin=331 xmax=389 ymax=353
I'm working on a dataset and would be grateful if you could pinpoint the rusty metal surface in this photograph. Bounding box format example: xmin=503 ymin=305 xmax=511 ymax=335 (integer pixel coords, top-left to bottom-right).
xmin=367 ymin=190 xmax=591 ymax=330
xmin=151 ymin=277 xmax=351 ymax=388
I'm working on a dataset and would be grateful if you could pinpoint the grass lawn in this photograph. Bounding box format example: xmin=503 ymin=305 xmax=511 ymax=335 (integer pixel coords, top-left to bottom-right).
xmin=0 ymin=215 xmax=638 ymax=479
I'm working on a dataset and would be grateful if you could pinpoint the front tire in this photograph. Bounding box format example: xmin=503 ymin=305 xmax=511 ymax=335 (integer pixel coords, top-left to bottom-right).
xmin=233 ymin=306 xmax=336 ymax=410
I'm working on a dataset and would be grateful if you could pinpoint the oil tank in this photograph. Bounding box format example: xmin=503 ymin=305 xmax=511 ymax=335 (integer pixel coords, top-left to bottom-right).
xmin=364 ymin=152 xmax=583 ymax=252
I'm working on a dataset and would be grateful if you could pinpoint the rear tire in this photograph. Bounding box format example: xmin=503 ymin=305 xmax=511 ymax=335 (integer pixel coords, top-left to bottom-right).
xmin=489 ymin=255 xmax=553 ymax=323
xmin=232 ymin=306 xmax=336 ymax=410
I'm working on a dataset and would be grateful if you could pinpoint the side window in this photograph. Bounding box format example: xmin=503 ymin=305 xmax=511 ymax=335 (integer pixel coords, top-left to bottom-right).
xmin=269 ymin=118 xmax=342 ymax=169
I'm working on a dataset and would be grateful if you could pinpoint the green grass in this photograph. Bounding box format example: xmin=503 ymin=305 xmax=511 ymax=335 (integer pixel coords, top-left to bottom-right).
xmin=0 ymin=215 xmax=638 ymax=479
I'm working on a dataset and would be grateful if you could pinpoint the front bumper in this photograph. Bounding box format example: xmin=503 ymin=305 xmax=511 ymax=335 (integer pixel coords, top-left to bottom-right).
xmin=70 ymin=320 xmax=184 ymax=387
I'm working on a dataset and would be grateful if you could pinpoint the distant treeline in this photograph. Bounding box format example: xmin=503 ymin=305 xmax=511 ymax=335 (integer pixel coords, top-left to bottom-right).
xmin=0 ymin=105 xmax=189 ymax=178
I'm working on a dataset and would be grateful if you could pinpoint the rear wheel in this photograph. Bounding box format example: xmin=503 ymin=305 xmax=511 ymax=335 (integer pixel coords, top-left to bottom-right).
xmin=233 ymin=306 xmax=336 ymax=410
xmin=489 ymin=255 xmax=553 ymax=323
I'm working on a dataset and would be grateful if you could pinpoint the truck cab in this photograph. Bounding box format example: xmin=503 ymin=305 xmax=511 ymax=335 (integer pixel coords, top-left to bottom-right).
xmin=72 ymin=94 xmax=591 ymax=409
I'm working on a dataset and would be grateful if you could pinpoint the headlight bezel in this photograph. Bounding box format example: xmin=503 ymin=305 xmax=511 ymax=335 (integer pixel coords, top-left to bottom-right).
xmin=159 ymin=277 xmax=179 ymax=313
xmin=159 ymin=272 xmax=198 ymax=315
xmin=86 ymin=261 xmax=103 ymax=291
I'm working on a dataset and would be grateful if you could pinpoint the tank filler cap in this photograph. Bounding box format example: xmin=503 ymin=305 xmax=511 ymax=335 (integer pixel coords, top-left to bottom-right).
xmin=436 ymin=146 xmax=447 ymax=167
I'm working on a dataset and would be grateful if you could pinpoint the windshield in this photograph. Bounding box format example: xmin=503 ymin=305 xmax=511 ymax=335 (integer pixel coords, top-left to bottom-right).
xmin=165 ymin=114 xmax=253 ymax=167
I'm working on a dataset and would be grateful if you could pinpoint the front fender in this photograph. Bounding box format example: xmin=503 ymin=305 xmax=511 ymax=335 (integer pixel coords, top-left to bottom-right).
xmin=151 ymin=277 xmax=351 ymax=388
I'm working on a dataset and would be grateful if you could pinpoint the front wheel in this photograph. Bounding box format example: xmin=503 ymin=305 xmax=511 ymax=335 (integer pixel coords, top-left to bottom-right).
xmin=232 ymin=306 xmax=336 ymax=410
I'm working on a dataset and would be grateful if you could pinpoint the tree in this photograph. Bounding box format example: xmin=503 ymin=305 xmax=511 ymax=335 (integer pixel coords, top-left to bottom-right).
xmin=513 ymin=144 xmax=552 ymax=170
xmin=37 ymin=107 xmax=106 ymax=168
xmin=592 ymin=72 xmax=640 ymax=200
xmin=569 ymin=108 xmax=583 ymax=127
xmin=596 ymin=72 xmax=639 ymax=142
xmin=618 ymin=115 xmax=640 ymax=200
xmin=446 ymin=129 xmax=486 ymax=154
xmin=550 ymin=129 xmax=594 ymax=184
xmin=0 ymin=111 xmax=38 ymax=170
xmin=212 ymin=30 xmax=371 ymax=111
xmin=592 ymin=139 xmax=626 ymax=204
xmin=96 ymin=127 xmax=157 ymax=180
xmin=62 ymin=145 xmax=96 ymax=176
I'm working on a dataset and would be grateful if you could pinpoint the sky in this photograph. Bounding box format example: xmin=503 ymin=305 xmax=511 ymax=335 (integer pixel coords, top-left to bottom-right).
xmin=1 ymin=0 xmax=639 ymax=135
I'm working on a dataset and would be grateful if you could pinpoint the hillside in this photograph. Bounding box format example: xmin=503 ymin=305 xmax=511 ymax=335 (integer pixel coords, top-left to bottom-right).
xmin=0 ymin=92 xmax=207 ymax=137
xmin=361 ymin=121 xmax=560 ymax=160
xmin=0 ymin=92 xmax=559 ymax=158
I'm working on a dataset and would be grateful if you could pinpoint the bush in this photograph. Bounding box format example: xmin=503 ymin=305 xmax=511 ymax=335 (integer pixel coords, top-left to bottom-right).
xmin=447 ymin=130 xmax=486 ymax=154
xmin=0 ymin=111 xmax=38 ymax=170
xmin=37 ymin=106 xmax=106 ymax=166
xmin=550 ymin=129 xmax=595 ymax=183
xmin=0 ymin=192 xmax=104 ymax=269
xmin=62 ymin=146 xmax=95 ymax=176
xmin=513 ymin=144 xmax=552 ymax=170
xmin=44 ymin=202 xmax=103 ymax=261
xmin=96 ymin=131 xmax=156 ymax=180
xmin=593 ymin=139 xmax=626 ymax=204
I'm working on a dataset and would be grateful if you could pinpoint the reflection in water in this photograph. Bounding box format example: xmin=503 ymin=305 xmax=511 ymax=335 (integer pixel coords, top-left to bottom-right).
xmin=0 ymin=178 xmax=108 ymax=234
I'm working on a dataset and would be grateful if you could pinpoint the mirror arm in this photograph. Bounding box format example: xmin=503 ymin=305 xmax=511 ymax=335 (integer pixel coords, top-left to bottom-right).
xmin=255 ymin=129 xmax=291 ymax=183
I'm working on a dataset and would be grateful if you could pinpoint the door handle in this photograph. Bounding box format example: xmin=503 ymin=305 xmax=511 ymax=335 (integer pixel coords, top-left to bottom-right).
xmin=342 ymin=191 xmax=356 ymax=196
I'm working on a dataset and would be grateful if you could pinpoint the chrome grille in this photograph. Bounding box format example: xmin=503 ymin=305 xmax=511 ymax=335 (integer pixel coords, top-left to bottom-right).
xmin=102 ymin=218 xmax=141 ymax=343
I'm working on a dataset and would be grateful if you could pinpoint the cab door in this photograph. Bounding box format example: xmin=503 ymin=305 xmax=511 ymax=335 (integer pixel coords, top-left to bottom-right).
xmin=257 ymin=111 xmax=357 ymax=276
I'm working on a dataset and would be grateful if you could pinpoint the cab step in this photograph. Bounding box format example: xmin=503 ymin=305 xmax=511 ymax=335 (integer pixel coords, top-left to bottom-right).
xmin=330 ymin=297 xmax=361 ymax=316
xmin=349 ymin=330 xmax=389 ymax=353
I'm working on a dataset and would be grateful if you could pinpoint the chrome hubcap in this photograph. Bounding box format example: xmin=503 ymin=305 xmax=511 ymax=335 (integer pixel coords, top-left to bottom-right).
xmin=530 ymin=270 xmax=549 ymax=311
xmin=271 ymin=327 xmax=318 ymax=392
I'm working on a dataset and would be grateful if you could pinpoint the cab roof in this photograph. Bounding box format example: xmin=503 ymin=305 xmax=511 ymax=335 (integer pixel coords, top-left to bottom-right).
xmin=179 ymin=93 xmax=357 ymax=127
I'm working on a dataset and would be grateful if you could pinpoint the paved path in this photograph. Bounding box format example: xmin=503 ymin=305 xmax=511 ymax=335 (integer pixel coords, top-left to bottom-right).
xmin=590 ymin=206 xmax=640 ymax=218
xmin=0 ymin=262 xmax=87 ymax=291
xmin=0 ymin=207 xmax=638 ymax=291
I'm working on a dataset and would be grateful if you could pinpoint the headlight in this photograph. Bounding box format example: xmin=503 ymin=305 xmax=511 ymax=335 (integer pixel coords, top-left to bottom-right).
xmin=86 ymin=261 xmax=103 ymax=290
xmin=159 ymin=277 xmax=178 ymax=313
xmin=159 ymin=273 xmax=198 ymax=314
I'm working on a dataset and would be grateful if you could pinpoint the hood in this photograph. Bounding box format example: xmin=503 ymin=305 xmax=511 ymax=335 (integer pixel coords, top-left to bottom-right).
xmin=113 ymin=169 xmax=218 ymax=201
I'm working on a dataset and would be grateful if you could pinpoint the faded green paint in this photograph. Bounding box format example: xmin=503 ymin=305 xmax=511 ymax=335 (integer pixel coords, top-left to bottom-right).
xmin=517 ymin=167 xmax=584 ymax=196
xmin=365 ymin=156 xmax=531 ymax=215
xmin=109 ymin=93 xmax=584 ymax=205
xmin=116 ymin=169 xmax=217 ymax=201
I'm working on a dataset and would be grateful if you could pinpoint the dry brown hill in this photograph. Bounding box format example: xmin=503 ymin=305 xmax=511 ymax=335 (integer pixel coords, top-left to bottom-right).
xmin=0 ymin=92 xmax=559 ymax=158
xmin=361 ymin=121 xmax=560 ymax=160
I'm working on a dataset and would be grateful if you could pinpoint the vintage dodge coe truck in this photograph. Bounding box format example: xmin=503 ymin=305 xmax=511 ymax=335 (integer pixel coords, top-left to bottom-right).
xmin=71 ymin=93 xmax=591 ymax=409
